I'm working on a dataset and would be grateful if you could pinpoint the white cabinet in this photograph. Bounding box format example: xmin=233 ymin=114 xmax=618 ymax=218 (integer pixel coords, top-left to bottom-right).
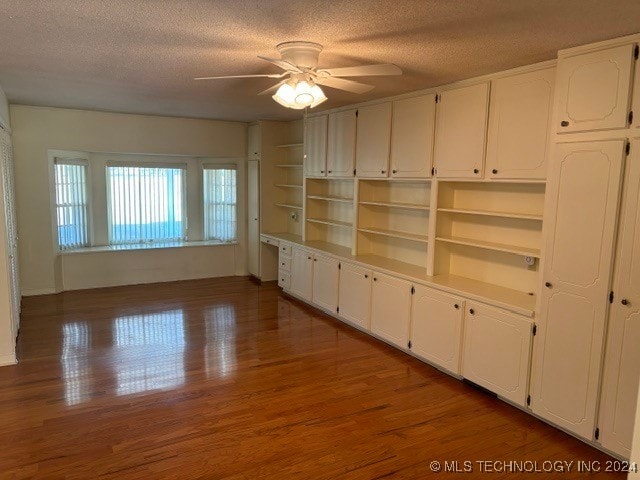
xmin=390 ymin=94 xmax=436 ymax=178
xmin=599 ymin=138 xmax=640 ymax=458
xmin=290 ymin=246 xmax=314 ymax=301
xmin=634 ymin=51 xmax=640 ymax=129
xmin=486 ymin=68 xmax=555 ymax=179
xmin=327 ymin=109 xmax=356 ymax=177
xmin=312 ymin=253 xmax=339 ymax=312
xmin=338 ymin=262 xmax=372 ymax=329
xmin=410 ymin=285 xmax=464 ymax=374
xmin=304 ymin=115 xmax=328 ymax=176
xmin=248 ymin=124 xmax=261 ymax=160
xmin=531 ymin=140 xmax=625 ymax=440
xmin=462 ymin=302 xmax=533 ymax=406
xmin=555 ymin=44 xmax=635 ymax=133
xmin=247 ymin=160 xmax=260 ymax=277
xmin=370 ymin=272 xmax=412 ymax=348
xmin=433 ymin=82 xmax=489 ymax=179
xmin=355 ymin=103 xmax=392 ymax=178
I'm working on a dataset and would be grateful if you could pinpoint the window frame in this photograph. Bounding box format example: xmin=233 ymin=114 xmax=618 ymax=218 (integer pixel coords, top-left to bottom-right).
xmin=202 ymin=163 xmax=238 ymax=243
xmin=105 ymin=161 xmax=189 ymax=246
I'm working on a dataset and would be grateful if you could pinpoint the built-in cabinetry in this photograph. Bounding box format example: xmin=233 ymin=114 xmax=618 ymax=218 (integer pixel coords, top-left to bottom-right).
xmin=305 ymin=178 xmax=354 ymax=249
xmin=355 ymin=103 xmax=392 ymax=178
xmin=248 ymin=160 xmax=260 ymax=277
xmin=338 ymin=262 xmax=372 ymax=329
xmin=304 ymin=115 xmax=327 ymax=176
xmin=370 ymin=272 xmax=412 ymax=348
xmin=327 ymin=109 xmax=356 ymax=177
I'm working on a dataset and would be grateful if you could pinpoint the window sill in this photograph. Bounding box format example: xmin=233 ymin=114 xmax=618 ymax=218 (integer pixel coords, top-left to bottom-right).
xmin=58 ymin=240 xmax=238 ymax=255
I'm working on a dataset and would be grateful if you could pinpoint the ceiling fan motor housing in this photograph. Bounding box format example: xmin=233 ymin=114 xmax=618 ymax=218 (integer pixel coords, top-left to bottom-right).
xmin=276 ymin=41 xmax=323 ymax=69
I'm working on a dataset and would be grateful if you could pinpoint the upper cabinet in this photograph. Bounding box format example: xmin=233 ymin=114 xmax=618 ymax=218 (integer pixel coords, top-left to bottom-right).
xmin=304 ymin=115 xmax=328 ymax=177
xmin=327 ymin=109 xmax=357 ymax=177
xmin=555 ymin=44 xmax=636 ymax=133
xmin=248 ymin=124 xmax=261 ymax=160
xmin=486 ymin=68 xmax=555 ymax=180
xmin=355 ymin=102 xmax=392 ymax=178
xmin=433 ymin=82 xmax=489 ymax=179
xmin=390 ymin=94 xmax=436 ymax=178
xmin=634 ymin=47 xmax=640 ymax=130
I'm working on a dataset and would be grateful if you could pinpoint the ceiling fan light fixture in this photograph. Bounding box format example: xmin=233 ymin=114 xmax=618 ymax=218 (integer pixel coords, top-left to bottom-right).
xmin=272 ymin=79 xmax=327 ymax=110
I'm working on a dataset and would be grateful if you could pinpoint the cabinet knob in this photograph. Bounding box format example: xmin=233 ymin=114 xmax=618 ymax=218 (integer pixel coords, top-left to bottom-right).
xmin=454 ymin=304 xmax=459 ymax=309
xmin=545 ymin=282 xmax=552 ymax=288
xmin=621 ymin=299 xmax=630 ymax=306
xmin=469 ymin=308 xmax=475 ymax=315
xmin=373 ymin=277 xmax=378 ymax=282
xmin=328 ymin=170 xmax=332 ymax=174
xmin=313 ymin=258 xmax=317 ymax=262
xmin=364 ymin=274 xmax=368 ymax=278
xmin=321 ymin=170 xmax=325 ymax=174
xmin=560 ymin=120 xmax=570 ymax=127
xmin=307 ymin=256 xmax=312 ymax=260
xmin=381 ymin=170 xmax=386 ymax=174
xmin=392 ymin=169 xmax=397 ymax=174
xmin=492 ymin=169 xmax=498 ymax=174
xmin=473 ymin=168 xmax=479 ymax=174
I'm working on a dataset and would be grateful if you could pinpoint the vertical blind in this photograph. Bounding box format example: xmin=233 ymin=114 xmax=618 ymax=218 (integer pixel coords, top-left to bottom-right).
xmin=54 ymin=160 xmax=90 ymax=250
xmin=107 ymin=165 xmax=186 ymax=245
xmin=203 ymin=166 xmax=237 ymax=242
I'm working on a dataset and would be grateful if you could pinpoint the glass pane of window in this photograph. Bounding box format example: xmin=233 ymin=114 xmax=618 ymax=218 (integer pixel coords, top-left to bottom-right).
xmin=107 ymin=166 xmax=185 ymax=245
xmin=203 ymin=168 xmax=237 ymax=242
xmin=54 ymin=162 xmax=89 ymax=250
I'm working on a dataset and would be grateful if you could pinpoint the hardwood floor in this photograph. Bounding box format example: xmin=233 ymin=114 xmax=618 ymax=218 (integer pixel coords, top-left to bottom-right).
xmin=0 ymin=277 xmax=624 ymax=479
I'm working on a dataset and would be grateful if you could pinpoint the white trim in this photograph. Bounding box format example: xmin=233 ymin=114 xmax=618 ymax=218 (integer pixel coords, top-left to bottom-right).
xmin=21 ymin=287 xmax=57 ymax=297
xmin=0 ymin=354 xmax=17 ymax=366
xmin=558 ymin=33 xmax=640 ymax=58
xmin=58 ymin=240 xmax=238 ymax=255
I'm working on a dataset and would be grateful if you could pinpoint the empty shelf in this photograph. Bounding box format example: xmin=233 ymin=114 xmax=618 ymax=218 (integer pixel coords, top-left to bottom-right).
xmin=358 ymin=227 xmax=428 ymax=243
xmin=435 ymin=236 xmax=540 ymax=257
xmin=275 ymin=184 xmax=303 ymax=189
xmin=307 ymin=194 xmax=353 ymax=203
xmin=307 ymin=218 xmax=353 ymax=228
xmin=437 ymin=207 xmax=542 ymax=221
xmin=276 ymin=143 xmax=304 ymax=148
xmin=274 ymin=203 xmax=302 ymax=209
xmin=359 ymin=200 xmax=430 ymax=211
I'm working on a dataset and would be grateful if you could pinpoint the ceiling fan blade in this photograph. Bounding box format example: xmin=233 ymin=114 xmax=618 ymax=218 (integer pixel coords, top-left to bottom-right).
xmin=194 ymin=73 xmax=285 ymax=80
xmin=257 ymin=56 xmax=302 ymax=73
xmin=258 ymin=80 xmax=287 ymax=96
xmin=318 ymin=64 xmax=402 ymax=78
xmin=315 ymin=76 xmax=375 ymax=94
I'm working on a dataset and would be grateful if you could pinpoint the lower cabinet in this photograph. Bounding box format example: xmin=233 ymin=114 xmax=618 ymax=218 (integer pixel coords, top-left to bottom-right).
xmin=370 ymin=272 xmax=412 ymax=348
xmin=338 ymin=262 xmax=372 ymax=329
xmin=410 ymin=286 xmax=465 ymax=374
xmin=290 ymin=246 xmax=313 ymax=301
xmin=312 ymin=254 xmax=339 ymax=312
xmin=462 ymin=302 xmax=533 ymax=406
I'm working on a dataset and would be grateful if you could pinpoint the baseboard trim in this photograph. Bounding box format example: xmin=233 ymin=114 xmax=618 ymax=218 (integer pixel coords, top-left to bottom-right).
xmin=22 ymin=288 xmax=57 ymax=297
xmin=0 ymin=353 xmax=17 ymax=366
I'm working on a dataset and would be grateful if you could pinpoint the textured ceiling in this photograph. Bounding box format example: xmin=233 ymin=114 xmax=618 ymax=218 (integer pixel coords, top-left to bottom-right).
xmin=1 ymin=0 xmax=640 ymax=122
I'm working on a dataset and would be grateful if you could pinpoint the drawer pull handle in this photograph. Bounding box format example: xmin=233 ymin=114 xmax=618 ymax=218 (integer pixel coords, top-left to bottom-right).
xmin=560 ymin=120 xmax=569 ymax=127
xmin=492 ymin=169 xmax=498 ymax=174
xmin=473 ymin=168 xmax=479 ymax=174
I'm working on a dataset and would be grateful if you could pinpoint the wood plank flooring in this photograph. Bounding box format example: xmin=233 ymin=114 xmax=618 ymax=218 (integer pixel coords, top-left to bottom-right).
xmin=0 ymin=277 xmax=625 ymax=479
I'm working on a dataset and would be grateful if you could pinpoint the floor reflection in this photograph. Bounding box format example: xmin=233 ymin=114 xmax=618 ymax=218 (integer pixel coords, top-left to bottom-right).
xmin=204 ymin=304 xmax=237 ymax=379
xmin=113 ymin=309 xmax=186 ymax=396
xmin=61 ymin=322 xmax=92 ymax=406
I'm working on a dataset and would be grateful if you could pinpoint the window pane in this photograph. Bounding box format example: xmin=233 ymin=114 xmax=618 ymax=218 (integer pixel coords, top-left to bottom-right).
xmin=54 ymin=162 xmax=89 ymax=250
xmin=203 ymin=168 xmax=237 ymax=242
xmin=107 ymin=166 xmax=185 ymax=245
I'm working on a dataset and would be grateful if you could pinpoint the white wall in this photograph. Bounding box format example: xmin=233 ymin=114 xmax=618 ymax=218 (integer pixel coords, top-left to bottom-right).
xmin=10 ymin=106 xmax=247 ymax=294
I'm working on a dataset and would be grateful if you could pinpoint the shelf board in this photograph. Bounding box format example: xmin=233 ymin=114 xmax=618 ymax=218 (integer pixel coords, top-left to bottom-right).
xmin=435 ymin=236 xmax=540 ymax=258
xmin=274 ymin=203 xmax=303 ymax=209
xmin=274 ymin=184 xmax=303 ymax=189
xmin=359 ymin=227 xmax=428 ymax=243
xmin=275 ymin=164 xmax=303 ymax=168
xmin=437 ymin=207 xmax=542 ymax=221
xmin=359 ymin=200 xmax=430 ymax=211
xmin=307 ymin=218 xmax=353 ymax=228
xmin=307 ymin=194 xmax=354 ymax=203
xmin=276 ymin=143 xmax=304 ymax=148
xmin=354 ymin=254 xmax=428 ymax=279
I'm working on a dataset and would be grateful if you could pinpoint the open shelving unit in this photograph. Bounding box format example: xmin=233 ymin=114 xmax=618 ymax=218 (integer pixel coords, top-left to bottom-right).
xmin=356 ymin=179 xmax=431 ymax=269
xmin=305 ymin=178 xmax=355 ymax=249
xmin=273 ymin=142 xmax=304 ymax=225
xmin=433 ymin=181 xmax=545 ymax=298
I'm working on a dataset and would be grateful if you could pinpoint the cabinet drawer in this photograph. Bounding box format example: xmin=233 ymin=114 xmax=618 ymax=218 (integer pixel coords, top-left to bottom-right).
xmin=279 ymin=255 xmax=291 ymax=272
xmin=278 ymin=271 xmax=291 ymax=290
xmin=260 ymin=235 xmax=279 ymax=247
xmin=280 ymin=243 xmax=292 ymax=257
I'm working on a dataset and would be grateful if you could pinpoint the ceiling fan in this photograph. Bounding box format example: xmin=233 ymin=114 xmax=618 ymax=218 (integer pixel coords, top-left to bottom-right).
xmin=195 ymin=41 xmax=402 ymax=110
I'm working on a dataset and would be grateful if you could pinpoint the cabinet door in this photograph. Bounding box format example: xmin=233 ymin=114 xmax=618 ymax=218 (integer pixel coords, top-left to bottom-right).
xmin=410 ymin=285 xmax=464 ymax=374
xmin=462 ymin=303 xmax=533 ymax=406
xmin=555 ymin=44 xmax=635 ymax=133
xmin=531 ymin=140 xmax=625 ymax=440
xmin=338 ymin=262 xmax=372 ymax=329
xmin=248 ymin=124 xmax=261 ymax=160
xmin=304 ymin=115 xmax=328 ymax=176
xmin=634 ymin=52 xmax=640 ymax=129
xmin=390 ymin=94 xmax=436 ymax=178
xmin=370 ymin=272 xmax=412 ymax=348
xmin=599 ymin=138 xmax=640 ymax=457
xmin=486 ymin=68 xmax=555 ymax=179
xmin=290 ymin=247 xmax=313 ymax=301
xmin=247 ymin=160 xmax=260 ymax=277
xmin=312 ymin=254 xmax=340 ymax=312
xmin=327 ymin=109 xmax=356 ymax=177
xmin=355 ymin=103 xmax=392 ymax=178
xmin=433 ymin=82 xmax=489 ymax=179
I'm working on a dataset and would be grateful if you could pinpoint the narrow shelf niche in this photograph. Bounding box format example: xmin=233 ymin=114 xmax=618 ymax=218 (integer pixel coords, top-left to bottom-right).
xmin=305 ymin=178 xmax=355 ymax=249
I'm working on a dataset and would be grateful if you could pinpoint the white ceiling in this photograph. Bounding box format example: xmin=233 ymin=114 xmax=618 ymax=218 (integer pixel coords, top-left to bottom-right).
xmin=1 ymin=0 xmax=639 ymax=122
